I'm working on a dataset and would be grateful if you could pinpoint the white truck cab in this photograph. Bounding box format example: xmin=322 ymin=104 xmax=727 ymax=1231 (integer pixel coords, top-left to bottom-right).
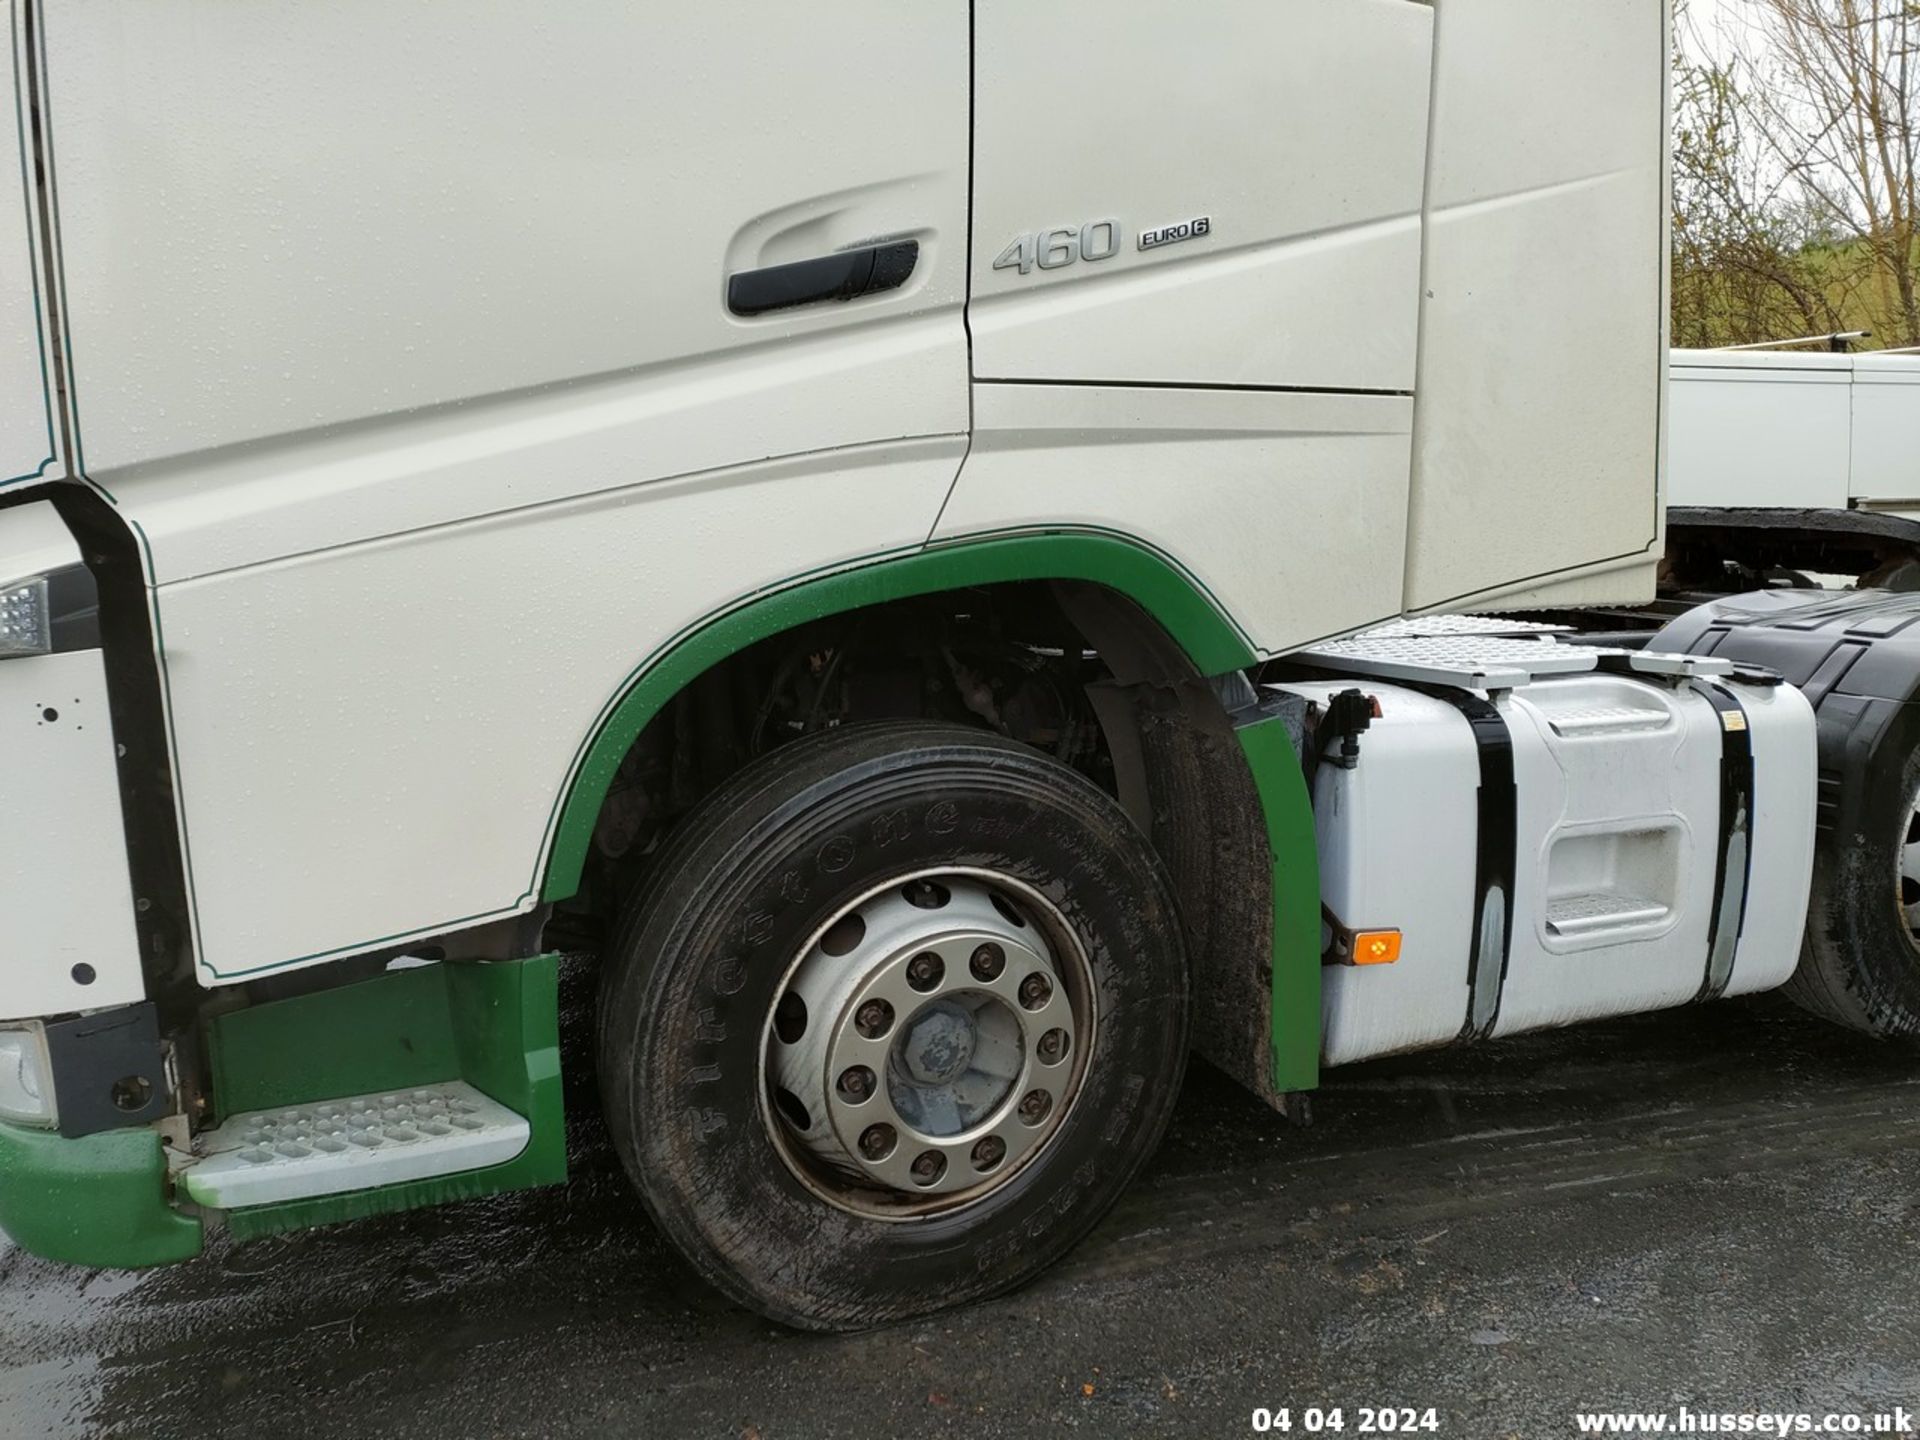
xmin=17 ymin=1 xmax=1890 ymax=1334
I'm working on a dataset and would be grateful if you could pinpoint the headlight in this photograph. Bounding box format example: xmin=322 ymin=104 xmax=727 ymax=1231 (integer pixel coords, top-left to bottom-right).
xmin=0 ymin=1025 xmax=57 ymax=1128
xmin=0 ymin=574 xmax=50 ymax=659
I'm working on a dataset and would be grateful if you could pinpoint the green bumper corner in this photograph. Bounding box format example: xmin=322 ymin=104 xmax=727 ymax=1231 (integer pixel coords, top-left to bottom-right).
xmin=0 ymin=1122 xmax=202 ymax=1268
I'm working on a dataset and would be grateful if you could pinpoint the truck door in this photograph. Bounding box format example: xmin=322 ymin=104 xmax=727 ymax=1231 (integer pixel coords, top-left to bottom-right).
xmin=2 ymin=6 xmax=56 ymax=488
xmin=40 ymin=1 xmax=970 ymax=490
xmin=945 ymin=0 xmax=1436 ymax=654
xmin=35 ymin=1 xmax=974 ymax=982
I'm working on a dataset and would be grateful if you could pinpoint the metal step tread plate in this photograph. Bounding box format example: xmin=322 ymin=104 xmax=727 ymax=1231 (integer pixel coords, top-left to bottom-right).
xmin=1545 ymin=891 xmax=1672 ymax=936
xmin=1351 ymin=614 xmax=1571 ymax=641
xmin=1545 ymin=705 xmax=1673 ymax=736
xmin=1292 ymin=624 xmax=1735 ymax=691
xmin=180 ymin=1080 xmax=530 ymax=1210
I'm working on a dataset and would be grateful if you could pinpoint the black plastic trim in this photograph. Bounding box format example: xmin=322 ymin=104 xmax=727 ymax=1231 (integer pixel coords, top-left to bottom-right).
xmin=45 ymin=487 xmax=197 ymax=1019
xmin=1669 ymin=505 xmax=1920 ymax=546
xmin=979 ymin=376 xmax=1415 ymax=399
xmin=1692 ymin=682 xmax=1755 ymax=1003
xmin=1410 ymin=688 xmax=1518 ymax=1041
xmin=43 ymin=1001 xmax=174 ymax=1139
xmin=727 ymin=239 xmax=919 ymax=317
xmin=1457 ymin=694 xmax=1516 ymax=1041
xmin=42 ymin=560 xmax=99 ymax=651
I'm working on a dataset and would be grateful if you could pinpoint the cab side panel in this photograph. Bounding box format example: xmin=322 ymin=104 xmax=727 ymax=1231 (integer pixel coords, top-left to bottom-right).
xmin=152 ymin=440 xmax=965 ymax=979
xmin=967 ymin=0 xmax=1433 ymax=392
xmin=43 ymin=1 xmax=969 ymax=506
xmin=2 ymin=0 xmax=55 ymax=486
xmin=1402 ymin=0 xmax=1668 ymax=611
xmin=37 ymin=1 xmax=972 ymax=981
xmin=934 ymin=382 xmax=1415 ymax=655
xmin=945 ymin=0 xmax=1433 ymax=656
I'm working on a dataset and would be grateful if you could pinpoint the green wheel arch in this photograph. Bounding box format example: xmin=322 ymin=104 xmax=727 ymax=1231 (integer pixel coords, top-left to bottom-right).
xmin=534 ymin=529 xmax=1321 ymax=1094
xmin=537 ymin=532 xmax=1259 ymax=902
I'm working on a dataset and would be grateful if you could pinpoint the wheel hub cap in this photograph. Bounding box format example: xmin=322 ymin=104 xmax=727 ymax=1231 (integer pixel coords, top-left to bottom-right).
xmin=763 ymin=870 xmax=1093 ymax=1214
xmin=898 ymin=1003 xmax=978 ymax=1086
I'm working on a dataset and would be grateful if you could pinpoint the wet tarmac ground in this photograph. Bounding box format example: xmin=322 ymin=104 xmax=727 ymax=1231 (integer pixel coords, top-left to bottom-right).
xmin=8 ymin=987 xmax=1920 ymax=1438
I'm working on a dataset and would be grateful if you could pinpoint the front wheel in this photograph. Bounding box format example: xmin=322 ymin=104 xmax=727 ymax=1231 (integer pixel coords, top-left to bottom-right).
xmin=596 ymin=721 xmax=1191 ymax=1330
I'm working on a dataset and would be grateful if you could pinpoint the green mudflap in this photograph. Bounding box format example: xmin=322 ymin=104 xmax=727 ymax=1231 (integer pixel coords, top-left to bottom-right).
xmin=1236 ymin=715 xmax=1323 ymax=1094
xmin=208 ymin=954 xmax=565 ymax=1241
xmin=0 ymin=1121 xmax=202 ymax=1268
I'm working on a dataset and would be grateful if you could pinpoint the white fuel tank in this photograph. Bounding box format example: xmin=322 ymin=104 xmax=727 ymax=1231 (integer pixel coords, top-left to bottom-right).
xmin=1274 ymin=632 xmax=1817 ymax=1067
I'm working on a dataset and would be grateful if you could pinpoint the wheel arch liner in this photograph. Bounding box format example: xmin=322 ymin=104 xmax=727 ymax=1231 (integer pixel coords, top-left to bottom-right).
xmin=537 ymin=532 xmax=1257 ymax=904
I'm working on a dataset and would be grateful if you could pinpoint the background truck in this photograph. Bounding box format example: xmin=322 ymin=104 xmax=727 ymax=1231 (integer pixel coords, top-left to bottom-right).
xmin=6 ymin=0 xmax=1911 ymax=1334
xmin=1662 ymin=346 xmax=1920 ymax=593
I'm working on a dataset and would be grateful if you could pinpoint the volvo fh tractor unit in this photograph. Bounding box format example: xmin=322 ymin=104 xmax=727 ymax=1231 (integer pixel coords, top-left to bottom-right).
xmin=4 ymin=0 xmax=1913 ymax=1331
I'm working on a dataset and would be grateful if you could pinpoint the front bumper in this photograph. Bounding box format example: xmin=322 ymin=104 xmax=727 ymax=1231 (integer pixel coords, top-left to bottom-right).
xmin=0 ymin=954 xmax=565 ymax=1268
xmin=0 ymin=1120 xmax=201 ymax=1267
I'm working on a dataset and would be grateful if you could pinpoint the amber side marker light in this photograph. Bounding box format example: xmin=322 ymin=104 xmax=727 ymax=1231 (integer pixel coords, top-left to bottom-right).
xmin=1350 ymin=929 xmax=1402 ymax=966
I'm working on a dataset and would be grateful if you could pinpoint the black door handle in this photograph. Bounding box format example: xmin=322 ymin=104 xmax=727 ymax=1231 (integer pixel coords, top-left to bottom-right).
xmin=727 ymin=239 xmax=919 ymax=317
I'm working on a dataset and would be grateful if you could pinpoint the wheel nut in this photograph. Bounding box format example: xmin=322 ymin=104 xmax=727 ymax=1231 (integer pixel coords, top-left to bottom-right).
xmin=971 ymin=1134 xmax=1006 ymax=1171
xmin=1018 ymin=972 xmax=1053 ymax=1010
xmin=858 ymin=1123 xmax=896 ymax=1161
xmin=1037 ymin=1028 xmax=1069 ymax=1065
xmin=1017 ymin=1089 xmax=1052 ymax=1126
xmin=854 ymin=999 xmax=895 ymax=1038
xmin=909 ymin=1149 xmax=947 ymax=1186
xmin=906 ymin=951 xmax=945 ymax=992
xmin=837 ymin=1065 xmax=876 ymax=1102
xmin=969 ymin=943 xmax=1006 ymax=982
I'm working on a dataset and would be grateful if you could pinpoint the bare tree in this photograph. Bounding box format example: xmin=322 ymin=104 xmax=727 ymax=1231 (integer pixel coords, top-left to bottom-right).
xmin=1730 ymin=0 xmax=1920 ymax=346
xmin=1671 ymin=3 xmax=1862 ymax=345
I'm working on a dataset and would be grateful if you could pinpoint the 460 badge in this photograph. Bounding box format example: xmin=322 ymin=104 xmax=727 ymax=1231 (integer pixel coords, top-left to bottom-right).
xmin=991 ymin=213 xmax=1213 ymax=275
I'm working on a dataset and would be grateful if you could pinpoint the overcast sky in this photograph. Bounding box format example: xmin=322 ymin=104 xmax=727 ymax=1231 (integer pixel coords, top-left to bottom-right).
xmin=1679 ymin=0 xmax=1747 ymax=64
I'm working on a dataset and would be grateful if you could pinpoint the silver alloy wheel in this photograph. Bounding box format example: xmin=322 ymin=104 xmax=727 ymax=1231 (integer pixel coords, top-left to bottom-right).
xmin=762 ymin=868 xmax=1095 ymax=1218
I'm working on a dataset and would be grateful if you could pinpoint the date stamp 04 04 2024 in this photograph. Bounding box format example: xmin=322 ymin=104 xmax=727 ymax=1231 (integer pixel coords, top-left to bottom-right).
xmin=1250 ymin=1408 xmax=1442 ymax=1435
